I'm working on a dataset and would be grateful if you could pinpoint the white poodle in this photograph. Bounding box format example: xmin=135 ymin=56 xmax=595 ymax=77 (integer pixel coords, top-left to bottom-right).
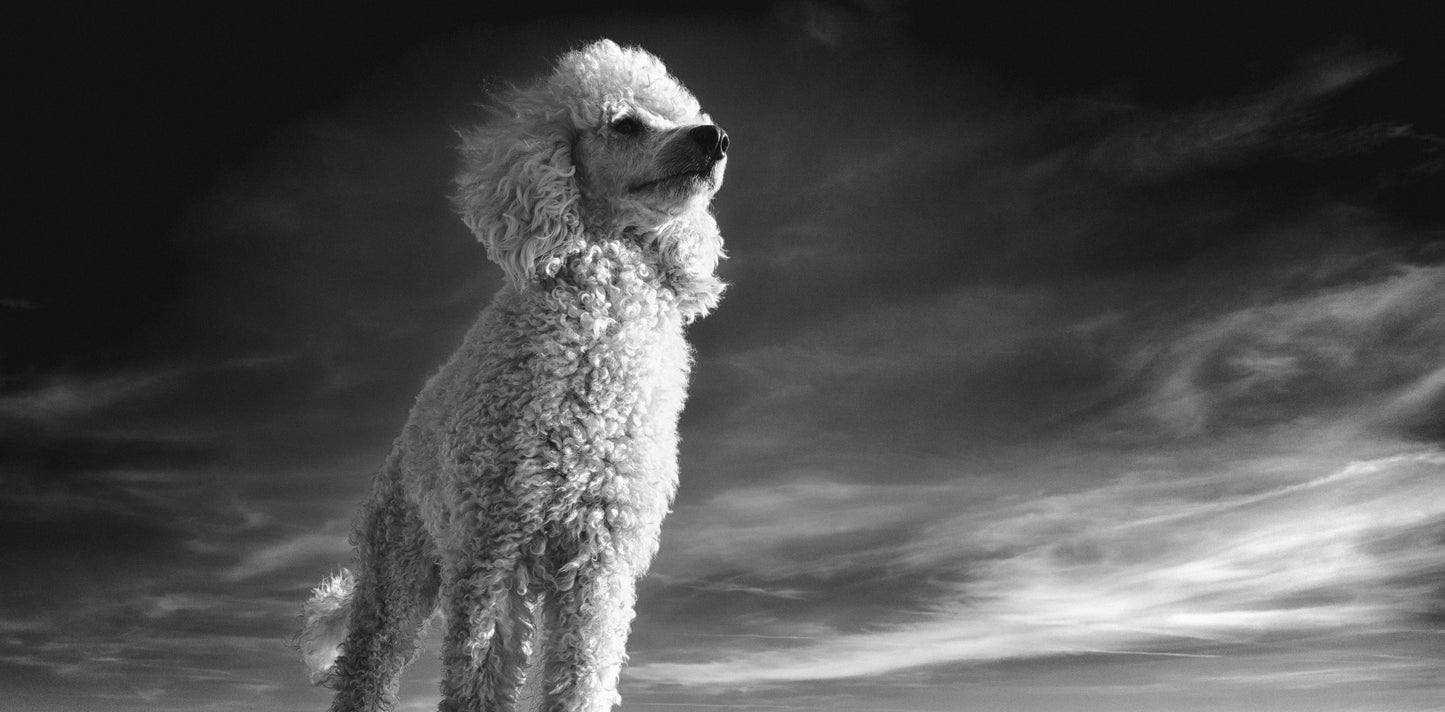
xmin=295 ymin=39 xmax=728 ymax=712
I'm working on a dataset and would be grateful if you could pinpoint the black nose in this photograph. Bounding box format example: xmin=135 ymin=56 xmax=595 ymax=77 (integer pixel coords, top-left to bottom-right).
xmin=689 ymin=124 xmax=729 ymax=161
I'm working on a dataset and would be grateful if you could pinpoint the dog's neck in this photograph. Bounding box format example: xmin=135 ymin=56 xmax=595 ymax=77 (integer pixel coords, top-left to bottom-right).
xmin=536 ymin=225 xmax=724 ymax=323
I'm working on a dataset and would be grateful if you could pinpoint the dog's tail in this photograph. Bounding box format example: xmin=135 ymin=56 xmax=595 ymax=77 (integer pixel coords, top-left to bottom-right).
xmin=293 ymin=569 xmax=355 ymax=685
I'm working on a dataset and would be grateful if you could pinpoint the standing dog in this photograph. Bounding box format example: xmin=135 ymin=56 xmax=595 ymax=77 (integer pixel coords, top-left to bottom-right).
xmin=296 ymin=39 xmax=728 ymax=712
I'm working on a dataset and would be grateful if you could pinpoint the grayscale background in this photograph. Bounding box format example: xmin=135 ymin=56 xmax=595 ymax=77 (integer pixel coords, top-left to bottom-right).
xmin=5 ymin=3 xmax=1443 ymax=711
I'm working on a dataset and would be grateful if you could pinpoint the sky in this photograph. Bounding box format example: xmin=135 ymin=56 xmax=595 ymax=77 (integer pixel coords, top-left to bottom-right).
xmin=5 ymin=3 xmax=1444 ymax=711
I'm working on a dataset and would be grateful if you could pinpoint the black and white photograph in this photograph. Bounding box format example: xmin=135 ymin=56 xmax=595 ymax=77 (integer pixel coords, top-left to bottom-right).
xmin=5 ymin=3 xmax=1443 ymax=711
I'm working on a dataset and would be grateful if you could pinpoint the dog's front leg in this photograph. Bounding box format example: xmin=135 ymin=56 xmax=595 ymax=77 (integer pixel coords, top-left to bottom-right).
xmin=540 ymin=529 xmax=640 ymax=712
xmin=439 ymin=530 xmax=538 ymax=712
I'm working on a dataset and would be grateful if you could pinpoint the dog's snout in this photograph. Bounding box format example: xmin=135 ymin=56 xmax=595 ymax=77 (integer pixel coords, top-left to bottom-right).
xmin=689 ymin=125 xmax=729 ymax=160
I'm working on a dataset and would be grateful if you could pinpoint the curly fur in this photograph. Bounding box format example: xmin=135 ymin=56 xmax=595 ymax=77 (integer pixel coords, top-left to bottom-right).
xmin=295 ymin=39 xmax=728 ymax=712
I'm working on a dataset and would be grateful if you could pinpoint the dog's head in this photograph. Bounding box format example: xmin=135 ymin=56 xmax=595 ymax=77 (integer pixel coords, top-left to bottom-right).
xmin=455 ymin=40 xmax=726 ymax=316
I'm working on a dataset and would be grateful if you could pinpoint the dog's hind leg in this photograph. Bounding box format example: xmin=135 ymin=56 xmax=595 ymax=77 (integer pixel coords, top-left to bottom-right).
xmin=328 ymin=470 xmax=441 ymax=712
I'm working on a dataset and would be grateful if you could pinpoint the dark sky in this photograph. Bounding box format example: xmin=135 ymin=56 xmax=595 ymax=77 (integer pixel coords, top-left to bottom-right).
xmin=5 ymin=3 xmax=1444 ymax=711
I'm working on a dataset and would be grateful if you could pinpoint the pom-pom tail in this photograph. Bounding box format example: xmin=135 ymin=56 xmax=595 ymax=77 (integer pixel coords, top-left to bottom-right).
xmin=293 ymin=569 xmax=356 ymax=686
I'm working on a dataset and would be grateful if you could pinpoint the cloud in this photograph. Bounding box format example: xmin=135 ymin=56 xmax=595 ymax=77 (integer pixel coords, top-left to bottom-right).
xmin=631 ymin=451 xmax=1445 ymax=687
xmin=0 ymin=371 xmax=179 ymax=424
xmin=1377 ymin=363 xmax=1445 ymax=440
xmin=1086 ymin=51 xmax=1397 ymax=179
xmin=0 ymin=355 xmax=300 ymax=433
xmin=1135 ymin=265 xmax=1445 ymax=436
xmin=711 ymin=47 xmax=1426 ymax=370
xmin=684 ymin=279 xmax=1116 ymax=467
xmin=738 ymin=285 xmax=1052 ymax=377
xmin=223 ymin=529 xmax=350 ymax=582
xmin=139 ymin=594 xmax=225 ymax=619
xmin=659 ymin=478 xmax=957 ymax=580
xmin=694 ymin=284 xmax=1053 ymax=426
xmin=681 ymin=580 xmax=810 ymax=601
xmin=775 ymin=0 xmax=905 ymax=49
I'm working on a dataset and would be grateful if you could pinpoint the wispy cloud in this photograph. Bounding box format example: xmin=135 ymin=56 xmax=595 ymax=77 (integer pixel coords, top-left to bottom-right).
xmin=0 ymin=371 xmax=179 ymax=423
xmin=730 ymin=285 xmax=1052 ymax=378
xmin=223 ymin=529 xmax=350 ymax=582
xmin=0 ymin=355 xmax=299 ymax=428
xmin=1086 ymin=51 xmax=1397 ymax=179
xmin=681 ymin=580 xmax=810 ymax=601
xmin=632 ymin=451 xmax=1445 ymax=687
xmin=1135 ymin=265 xmax=1445 ymax=435
xmin=660 ymin=478 xmax=958 ymax=580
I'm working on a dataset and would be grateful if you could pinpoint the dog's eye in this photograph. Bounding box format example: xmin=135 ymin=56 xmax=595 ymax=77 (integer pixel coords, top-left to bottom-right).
xmin=610 ymin=116 xmax=643 ymax=135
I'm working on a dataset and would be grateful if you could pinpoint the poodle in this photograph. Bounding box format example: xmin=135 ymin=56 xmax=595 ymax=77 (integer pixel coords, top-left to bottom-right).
xmin=294 ymin=39 xmax=728 ymax=712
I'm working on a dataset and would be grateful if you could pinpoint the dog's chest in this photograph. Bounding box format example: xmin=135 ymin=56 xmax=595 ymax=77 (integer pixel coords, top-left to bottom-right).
xmin=535 ymin=278 xmax=690 ymax=434
xmin=460 ymin=264 xmax=691 ymax=467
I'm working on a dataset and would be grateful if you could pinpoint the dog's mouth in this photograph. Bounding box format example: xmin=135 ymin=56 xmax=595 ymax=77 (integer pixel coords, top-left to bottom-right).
xmin=629 ymin=164 xmax=718 ymax=194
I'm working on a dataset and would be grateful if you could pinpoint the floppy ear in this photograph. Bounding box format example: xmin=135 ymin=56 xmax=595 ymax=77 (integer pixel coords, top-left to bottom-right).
xmin=453 ymin=119 xmax=584 ymax=290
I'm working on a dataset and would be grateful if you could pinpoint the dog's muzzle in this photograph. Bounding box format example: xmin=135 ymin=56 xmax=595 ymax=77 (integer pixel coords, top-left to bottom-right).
xmin=630 ymin=125 xmax=729 ymax=194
